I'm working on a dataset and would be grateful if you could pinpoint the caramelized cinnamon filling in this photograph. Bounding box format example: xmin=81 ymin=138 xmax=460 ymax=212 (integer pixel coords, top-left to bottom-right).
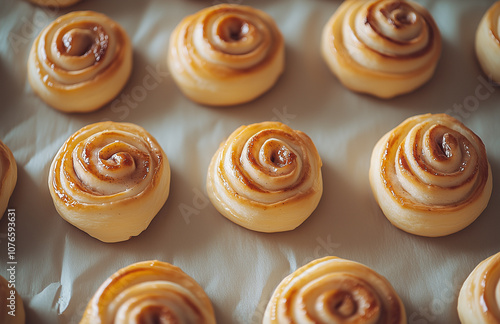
xmin=332 ymin=292 xmax=357 ymax=317
xmin=270 ymin=146 xmax=295 ymax=168
xmin=392 ymin=9 xmax=417 ymax=26
xmin=379 ymin=2 xmax=417 ymax=27
xmin=62 ymin=29 xmax=95 ymax=56
xmin=103 ymin=152 xmax=135 ymax=168
xmin=218 ymin=17 xmax=250 ymax=42
xmin=436 ymin=133 xmax=457 ymax=159
xmin=137 ymin=305 xmax=177 ymax=324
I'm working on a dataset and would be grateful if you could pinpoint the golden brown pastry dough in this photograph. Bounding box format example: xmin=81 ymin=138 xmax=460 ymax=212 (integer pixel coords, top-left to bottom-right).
xmin=27 ymin=11 xmax=132 ymax=112
xmin=475 ymin=2 xmax=500 ymax=83
xmin=167 ymin=4 xmax=284 ymax=106
xmin=0 ymin=275 xmax=25 ymax=324
xmin=369 ymin=113 xmax=492 ymax=237
xmin=0 ymin=141 xmax=17 ymax=221
xmin=80 ymin=260 xmax=216 ymax=324
xmin=263 ymin=256 xmax=406 ymax=324
xmin=207 ymin=121 xmax=323 ymax=233
xmin=321 ymin=0 xmax=441 ymax=98
xmin=458 ymin=252 xmax=500 ymax=324
xmin=28 ymin=0 xmax=83 ymax=8
xmin=48 ymin=122 xmax=170 ymax=243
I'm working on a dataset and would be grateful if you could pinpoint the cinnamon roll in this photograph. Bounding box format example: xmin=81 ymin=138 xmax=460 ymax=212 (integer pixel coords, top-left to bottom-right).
xmin=475 ymin=2 xmax=500 ymax=83
xmin=369 ymin=113 xmax=492 ymax=237
xmin=80 ymin=260 xmax=216 ymax=324
xmin=27 ymin=11 xmax=132 ymax=112
xmin=206 ymin=121 xmax=322 ymax=233
xmin=28 ymin=0 xmax=83 ymax=8
xmin=167 ymin=4 xmax=284 ymax=106
xmin=0 ymin=275 xmax=25 ymax=324
xmin=321 ymin=0 xmax=441 ymax=98
xmin=0 ymin=141 xmax=17 ymax=221
xmin=48 ymin=122 xmax=170 ymax=243
xmin=263 ymin=256 xmax=406 ymax=324
xmin=458 ymin=252 xmax=500 ymax=324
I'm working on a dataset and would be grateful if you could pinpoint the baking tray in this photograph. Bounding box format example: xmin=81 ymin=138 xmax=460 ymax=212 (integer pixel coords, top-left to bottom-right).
xmin=0 ymin=0 xmax=499 ymax=322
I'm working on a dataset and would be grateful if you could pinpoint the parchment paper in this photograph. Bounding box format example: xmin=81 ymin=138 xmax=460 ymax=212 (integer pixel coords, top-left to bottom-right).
xmin=0 ymin=0 xmax=499 ymax=323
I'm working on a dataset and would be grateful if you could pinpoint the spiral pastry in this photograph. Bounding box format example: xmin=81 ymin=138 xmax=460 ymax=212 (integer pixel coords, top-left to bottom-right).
xmin=0 ymin=141 xmax=17 ymax=221
xmin=167 ymin=4 xmax=284 ymax=106
xmin=80 ymin=260 xmax=216 ymax=324
xmin=27 ymin=11 xmax=132 ymax=112
xmin=48 ymin=122 xmax=170 ymax=243
xmin=0 ymin=275 xmax=25 ymax=324
xmin=321 ymin=0 xmax=441 ymax=98
xmin=206 ymin=121 xmax=322 ymax=233
xmin=263 ymin=256 xmax=406 ymax=324
xmin=28 ymin=0 xmax=83 ymax=8
xmin=458 ymin=252 xmax=500 ymax=324
xmin=369 ymin=113 xmax=492 ymax=237
xmin=476 ymin=2 xmax=500 ymax=83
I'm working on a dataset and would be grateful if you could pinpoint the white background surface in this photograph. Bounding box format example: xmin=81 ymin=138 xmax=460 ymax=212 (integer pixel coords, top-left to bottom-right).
xmin=0 ymin=0 xmax=499 ymax=323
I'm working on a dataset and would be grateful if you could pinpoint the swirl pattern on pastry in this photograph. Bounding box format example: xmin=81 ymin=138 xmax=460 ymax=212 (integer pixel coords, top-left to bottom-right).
xmin=28 ymin=0 xmax=83 ymax=8
xmin=27 ymin=11 xmax=132 ymax=112
xmin=167 ymin=4 xmax=284 ymax=106
xmin=458 ymin=252 xmax=500 ymax=324
xmin=206 ymin=121 xmax=322 ymax=233
xmin=80 ymin=260 xmax=216 ymax=324
xmin=475 ymin=2 xmax=500 ymax=83
xmin=48 ymin=122 xmax=170 ymax=243
xmin=0 ymin=141 xmax=17 ymax=221
xmin=263 ymin=256 xmax=406 ymax=324
xmin=321 ymin=0 xmax=441 ymax=98
xmin=369 ymin=113 xmax=492 ymax=237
